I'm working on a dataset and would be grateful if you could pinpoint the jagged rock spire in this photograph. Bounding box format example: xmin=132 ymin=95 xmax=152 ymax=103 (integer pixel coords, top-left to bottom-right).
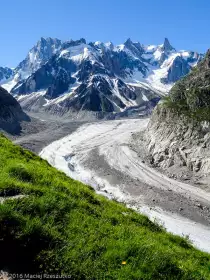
xmin=163 ymin=38 xmax=175 ymax=52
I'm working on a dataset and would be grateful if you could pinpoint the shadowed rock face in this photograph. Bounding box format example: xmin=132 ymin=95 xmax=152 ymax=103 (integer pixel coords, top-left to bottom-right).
xmin=0 ymin=87 xmax=30 ymax=134
xmin=162 ymin=38 xmax=175 ymax=52
xmin=0 ymin=67 xmax=13 ymax=82
xmin=161 ymin=56 xmax=191 ymax=83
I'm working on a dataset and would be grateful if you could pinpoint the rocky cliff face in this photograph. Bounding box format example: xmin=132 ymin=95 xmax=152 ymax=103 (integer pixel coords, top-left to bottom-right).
xmin=147 ymin=106 xmax=210 ymax=175
xmin=0 ymin=86 xmax=29 ymax=134
xmin=146 ymin=50 xmax=210 ymax=184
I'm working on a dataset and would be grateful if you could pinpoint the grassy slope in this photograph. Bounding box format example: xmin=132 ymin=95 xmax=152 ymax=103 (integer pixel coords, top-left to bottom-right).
xmin=0 ymin=135 xmax=210 ymax=279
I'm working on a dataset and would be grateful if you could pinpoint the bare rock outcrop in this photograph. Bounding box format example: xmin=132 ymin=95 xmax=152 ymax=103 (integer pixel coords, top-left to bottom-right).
xmin=146 ymin=105 xmax=210 ymax=182
xmin=0 ymin=86 xmax=29 ymax=134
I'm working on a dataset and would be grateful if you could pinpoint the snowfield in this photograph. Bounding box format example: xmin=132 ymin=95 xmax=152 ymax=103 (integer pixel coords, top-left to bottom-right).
xmin=40 ymin=119 xmax=210 ymax=253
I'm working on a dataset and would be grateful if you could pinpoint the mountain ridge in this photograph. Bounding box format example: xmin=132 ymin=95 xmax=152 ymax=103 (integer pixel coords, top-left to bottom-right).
xmin=0 ymin=37 xmax=203 ymax=118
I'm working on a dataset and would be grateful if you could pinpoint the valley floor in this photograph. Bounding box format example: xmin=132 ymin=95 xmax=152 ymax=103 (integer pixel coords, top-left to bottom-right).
xmin=34 ymin=117 xmax=210 ymax=253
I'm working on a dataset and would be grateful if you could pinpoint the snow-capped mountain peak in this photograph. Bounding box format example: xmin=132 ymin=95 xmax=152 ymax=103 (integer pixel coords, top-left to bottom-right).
xmin=15 ymin=37 xmax=63 ymax=80
xmin=59 ymin=41 xmax=100 ymax=65
xmin=124 ymin=38 xmax=144 ymax=57
xmin=0 ymin=37 xmax=64 ymax=92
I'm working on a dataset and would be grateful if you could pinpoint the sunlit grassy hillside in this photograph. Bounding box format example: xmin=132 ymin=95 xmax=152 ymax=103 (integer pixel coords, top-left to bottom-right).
xmin=0 ymin=135 xmax=210 ymax=279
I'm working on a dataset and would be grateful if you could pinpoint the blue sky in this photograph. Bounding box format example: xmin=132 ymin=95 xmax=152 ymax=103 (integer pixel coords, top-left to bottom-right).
xmin=1 ymin=0 xmax=210 ymax=67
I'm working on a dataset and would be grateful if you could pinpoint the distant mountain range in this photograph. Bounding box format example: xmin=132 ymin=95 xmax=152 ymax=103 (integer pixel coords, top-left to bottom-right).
xmin=0 ymin=37 xmax=203 ymax=118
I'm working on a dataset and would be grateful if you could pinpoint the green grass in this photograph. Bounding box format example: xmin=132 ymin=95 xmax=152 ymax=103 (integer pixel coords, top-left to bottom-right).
xmin=162 ymin=93 xmax=210 ymax=124
xmin=0 ymin=135 xmax=210 ymax=279
xmin=161 ymin=55 xmax=210 ymax=123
